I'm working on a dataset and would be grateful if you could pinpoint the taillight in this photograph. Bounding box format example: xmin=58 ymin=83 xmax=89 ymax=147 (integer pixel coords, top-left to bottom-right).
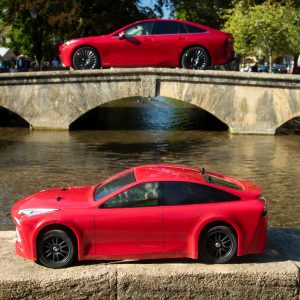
xmin=226 ymin=35 xmax=234 ymax=61
xmin=227 ymin=36 xmax=234 ymax=44
xmin=259 ymin=195 xmax=267 ymax=216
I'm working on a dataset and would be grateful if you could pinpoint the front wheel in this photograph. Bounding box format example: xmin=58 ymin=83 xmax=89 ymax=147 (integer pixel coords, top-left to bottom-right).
xmin=72 ymin=46 xmax=100 ymax=70
xmin=199 ymin=225 xmax=237 ymax=263
xmin=181 ymin=47 xmax=209 ymax=70
xmin=37 ymin=229 xmax=76 ymax=268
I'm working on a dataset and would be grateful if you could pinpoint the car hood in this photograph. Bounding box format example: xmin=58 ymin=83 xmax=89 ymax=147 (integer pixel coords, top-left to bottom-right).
xmin=64 ymin=35 xmax=106 ymax=45
xmin=12 ymin=186 xmax=94 ymax=211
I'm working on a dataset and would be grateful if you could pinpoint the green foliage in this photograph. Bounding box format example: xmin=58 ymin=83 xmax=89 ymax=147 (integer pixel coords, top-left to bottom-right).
xmin=285 ymin=5 xmax=300 ymax=54
xmin=222 ymin=0 xmax=300 ymax=66
xmin=167 ymin=0 xmax=272 ymax=29
xmin=168 ymin=0 xmax=233 ymax=29
xmin=0 ymin=0 xmax=157 ymax=62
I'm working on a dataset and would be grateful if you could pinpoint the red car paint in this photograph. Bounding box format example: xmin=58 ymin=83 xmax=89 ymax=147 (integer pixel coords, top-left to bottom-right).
xmin=59 ymin=19 xmax=234 ymax=69
xmin=11 ymin=164 xmax=267 ymax=264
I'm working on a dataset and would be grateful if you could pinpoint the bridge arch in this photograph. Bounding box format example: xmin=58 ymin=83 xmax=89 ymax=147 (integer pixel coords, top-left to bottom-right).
xmin=275 ymin=115 xmax=300 ymax=135
xmin=0 ymin=105 xmax=30 ymax=128
xmin=69 ymin=96 xmax=229 ymax=131
xmin=158 ymin=95 xmax=231 ymax=130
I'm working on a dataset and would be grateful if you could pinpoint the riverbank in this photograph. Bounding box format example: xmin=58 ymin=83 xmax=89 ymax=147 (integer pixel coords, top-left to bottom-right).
xmin=0 ymin=228 xmax=299 ymax=299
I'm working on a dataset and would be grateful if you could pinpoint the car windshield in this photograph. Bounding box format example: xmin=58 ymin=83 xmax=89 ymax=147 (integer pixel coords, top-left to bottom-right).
xmin=204 ymin=174 xmax=242 ymax=190
xmin=94 ymin=171 xmax=136 ymax=201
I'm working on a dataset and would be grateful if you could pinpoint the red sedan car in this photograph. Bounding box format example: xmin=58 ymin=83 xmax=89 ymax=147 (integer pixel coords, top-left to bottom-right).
xmin=59 ymin=19 xmax=234 ymax=70
xmin=11 ymin=164 xmax=267 ymax=269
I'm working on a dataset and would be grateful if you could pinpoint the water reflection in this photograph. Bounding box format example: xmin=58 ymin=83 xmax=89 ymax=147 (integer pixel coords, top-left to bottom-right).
xmin=70 ymin=97 xmax=228 ymax=131
xmin=0 ymin=128 xmax=299 ymax=229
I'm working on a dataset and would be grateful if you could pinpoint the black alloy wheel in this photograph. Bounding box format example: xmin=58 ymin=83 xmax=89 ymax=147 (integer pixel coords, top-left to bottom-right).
xmin=72 ymin=46 xmax=100 ymax=70
xmin=37 ymin=229 xmax=76 ymax=268
xmin=199 ymin=225 xmax=237 ymax=263
xmin=181 ymin=47 xmax=209 ymax=70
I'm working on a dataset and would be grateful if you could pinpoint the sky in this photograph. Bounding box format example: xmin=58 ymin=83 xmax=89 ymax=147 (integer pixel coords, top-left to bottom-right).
xmin=140 ymin=0 xmax=171 ymax=18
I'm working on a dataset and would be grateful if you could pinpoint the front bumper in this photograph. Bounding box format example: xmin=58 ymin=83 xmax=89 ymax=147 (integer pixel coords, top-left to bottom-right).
xmin=14 ymin=226 xmax=35 ymax=260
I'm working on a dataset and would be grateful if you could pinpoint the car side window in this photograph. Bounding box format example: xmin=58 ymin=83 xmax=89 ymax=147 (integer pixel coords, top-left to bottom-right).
xmin=160 ymin=182 xmax=239 ymax=206
xmin=184 ymin=24 xmax=207 ymax=34
xmin=152 ymin=21 xmax=186 ymax=35
xmin=101 ymin=182 xmax=160 ymax=208
xmin=94 ymin=171 xmax=136 ymax=201
xmin=124 ymin=22 xmax=154 ymax=36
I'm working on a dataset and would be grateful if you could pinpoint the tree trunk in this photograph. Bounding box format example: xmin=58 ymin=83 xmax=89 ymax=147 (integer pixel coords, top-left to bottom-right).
xmin=268 ymin=49 xmax=272 ymax=73
xmin=292 ymin=54 xmax=299 ymax=74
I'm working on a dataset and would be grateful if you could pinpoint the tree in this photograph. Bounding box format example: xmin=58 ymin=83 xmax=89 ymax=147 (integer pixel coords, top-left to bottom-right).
xmin=166 ymin=0 xmax=232 ymax=29
xmin=166 ymin=0 xmax=269 ymax=29
xmin=222 ymin=0 xmax=298 ymax=72
xmin=284 ymin=5 xmax=300 ymax=73
xmin=0 ymin=0 xmax=156 ymax=64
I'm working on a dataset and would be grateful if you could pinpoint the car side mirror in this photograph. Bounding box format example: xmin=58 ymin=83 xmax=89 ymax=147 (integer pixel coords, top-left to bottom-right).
xmin=119 ymin=32 xmax=125 ymax=40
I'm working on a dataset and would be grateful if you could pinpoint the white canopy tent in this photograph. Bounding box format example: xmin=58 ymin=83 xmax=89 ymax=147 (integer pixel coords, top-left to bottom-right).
xmin=0 ymin=47 xmax=17 ymax=61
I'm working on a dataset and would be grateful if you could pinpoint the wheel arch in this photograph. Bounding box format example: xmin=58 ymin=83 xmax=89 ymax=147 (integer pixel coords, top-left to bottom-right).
xmin=192 ymin=219 xmax=244 ymax=259
xmin=180 ymin=44 xmax=211 ymax=68
xmin=71 ymin=44 xmax=101 ymax=69
xmin=34 ymin=223 xmax=80 ymax=261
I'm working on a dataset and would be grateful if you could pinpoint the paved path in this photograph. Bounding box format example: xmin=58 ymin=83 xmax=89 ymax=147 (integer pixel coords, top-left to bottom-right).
xmin=0 ymin=228 xmax=299 ymax=299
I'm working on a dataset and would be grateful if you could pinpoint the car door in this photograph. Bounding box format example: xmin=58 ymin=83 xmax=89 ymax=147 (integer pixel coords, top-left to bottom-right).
xmin=161 ymin=181 xmax=240 ymax=256
xmin=103 ymin=21 xmax=156 ymax=67
xmin=94 ymin=182 xmax=163 ymax=257
xmin=147 ymin=21 xmax=189 ymax=66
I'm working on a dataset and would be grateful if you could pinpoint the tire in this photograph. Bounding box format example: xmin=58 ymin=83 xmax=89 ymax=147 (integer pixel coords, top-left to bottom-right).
xmin=181 ymin=47 xmax=209 ymax=70
xmin=199 ymin=225 xmax=237 ymax=263
xmin=37 ymin=229 xmax=76 ymax=268
xmin=72 ymin=46 xmax=100 ymax=70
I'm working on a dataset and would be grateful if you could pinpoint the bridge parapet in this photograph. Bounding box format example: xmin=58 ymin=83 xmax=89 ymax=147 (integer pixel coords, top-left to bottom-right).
xmin=0 ymin=68 xmax=300 ymax=133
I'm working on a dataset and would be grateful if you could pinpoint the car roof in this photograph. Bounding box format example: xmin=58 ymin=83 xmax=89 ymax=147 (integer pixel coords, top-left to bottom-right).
xmin=134 ymin=164 xmax=205 ymax=183
xmin=134 ymin=18 xmax=219 ymax=32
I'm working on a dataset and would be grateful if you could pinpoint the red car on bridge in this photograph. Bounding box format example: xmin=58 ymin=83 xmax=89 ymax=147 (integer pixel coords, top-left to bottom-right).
xmin=59 ymin=19 xmax=234 ymax=70
xmin=12 ymin=164 xmax=266 ymax=268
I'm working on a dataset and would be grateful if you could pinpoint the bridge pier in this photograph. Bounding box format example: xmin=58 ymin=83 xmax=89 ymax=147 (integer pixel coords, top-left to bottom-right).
xmin=0 ymin=68 xmax=300 ymax=134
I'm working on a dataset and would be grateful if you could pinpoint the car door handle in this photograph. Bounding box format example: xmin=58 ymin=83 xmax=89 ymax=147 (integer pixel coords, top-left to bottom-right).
xmin=178 ymin=37 xmax=187 ymax=40
xmin=143 ymin=37 xmax=152 ymax=42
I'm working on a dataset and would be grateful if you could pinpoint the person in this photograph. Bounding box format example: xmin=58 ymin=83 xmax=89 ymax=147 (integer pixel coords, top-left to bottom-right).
xmin=251 ymin=63 xmax=258 ymax=72
xmin=17 ymin=56 xmax=24 ymax=72
xmin=51 ymin=56 xmax=59 ymax=69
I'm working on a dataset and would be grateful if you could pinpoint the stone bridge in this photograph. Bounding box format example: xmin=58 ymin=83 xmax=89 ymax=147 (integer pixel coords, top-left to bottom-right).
xmin=0 ymin=68 xmax=300 ymax=134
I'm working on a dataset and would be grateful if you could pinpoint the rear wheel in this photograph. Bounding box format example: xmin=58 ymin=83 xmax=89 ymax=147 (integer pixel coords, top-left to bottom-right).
xmin=181 ymin=47 xmax=209 ymax=70
xmin=72 ymin=46 xmax=100 ymax=70
xmin=37 ymin=229 xmax=76 ymax=268
xmin=199 ymin=225 xmax=237 ymax=263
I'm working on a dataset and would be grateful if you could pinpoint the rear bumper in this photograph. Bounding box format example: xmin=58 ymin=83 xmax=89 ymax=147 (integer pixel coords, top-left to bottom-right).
xmin=59 ymin=44 xmax=72 ymax=68
xmin=246 ymin=215 xmax=267 ymax=255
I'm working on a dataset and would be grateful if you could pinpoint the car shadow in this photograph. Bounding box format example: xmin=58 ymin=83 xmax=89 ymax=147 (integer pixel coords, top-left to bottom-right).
xmin=74 ymin=228 xmax=300 ymax=267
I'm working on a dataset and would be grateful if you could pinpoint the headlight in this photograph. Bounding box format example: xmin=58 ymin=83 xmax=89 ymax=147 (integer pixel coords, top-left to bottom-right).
xmin=64 ymin=39 xmax=79 ymax=46
xmin=18 ymin=208 xmax=59 ymax=216
xmin=16 ymin=228 xmax=21 ymax=242
xmin=259 ymin=195 xmax=267 ymax=216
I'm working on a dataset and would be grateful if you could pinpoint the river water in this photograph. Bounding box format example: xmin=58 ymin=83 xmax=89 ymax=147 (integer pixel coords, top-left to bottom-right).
xmin=0 ymin=97 xmax=299 ymax=229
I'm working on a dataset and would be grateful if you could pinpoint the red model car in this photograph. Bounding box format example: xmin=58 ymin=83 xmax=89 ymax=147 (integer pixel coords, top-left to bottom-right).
xmin=59 ymin=19 xmax=234 ymax=70
xmin=11 ymin=164 xmax=267 ymax=269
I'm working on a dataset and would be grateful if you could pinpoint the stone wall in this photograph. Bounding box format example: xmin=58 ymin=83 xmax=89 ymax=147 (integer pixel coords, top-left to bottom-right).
xmin=0 ymin=229 xmax=299 ymax=299
xmin=0 ymin=68 xmax=300 ymax=134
